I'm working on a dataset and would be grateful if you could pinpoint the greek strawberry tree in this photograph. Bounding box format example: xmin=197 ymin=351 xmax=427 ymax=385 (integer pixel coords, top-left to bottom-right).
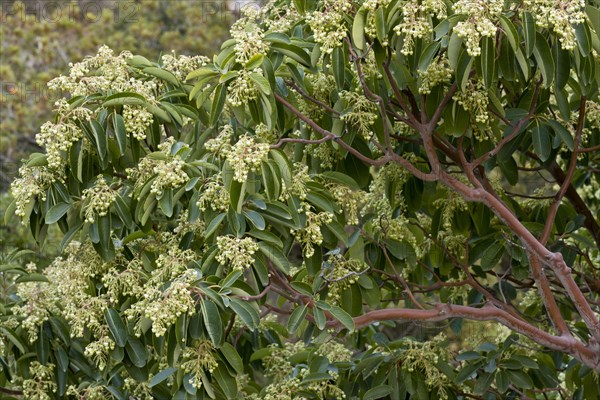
xmin=2 ymin=0 xmax=600 ymax=398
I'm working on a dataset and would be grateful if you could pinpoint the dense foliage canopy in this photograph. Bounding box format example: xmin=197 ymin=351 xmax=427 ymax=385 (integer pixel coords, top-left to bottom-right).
xmin=2 ymin=0 xmax=600 ymax=399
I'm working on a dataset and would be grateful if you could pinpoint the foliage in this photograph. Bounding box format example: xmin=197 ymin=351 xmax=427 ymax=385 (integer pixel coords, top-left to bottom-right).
xmin=2 ymin=0 xmax=600 ymax=399
xmin=0 ymin=0 xmax=231 ymax=188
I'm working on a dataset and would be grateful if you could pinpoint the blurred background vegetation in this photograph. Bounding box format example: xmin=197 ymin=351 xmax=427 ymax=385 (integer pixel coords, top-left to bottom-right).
xmin=0 ymin=0 xmax=234 ymax=257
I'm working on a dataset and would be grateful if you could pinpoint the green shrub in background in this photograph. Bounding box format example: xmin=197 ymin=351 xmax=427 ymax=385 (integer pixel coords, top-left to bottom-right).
xmin=1 ymin=0 xmax=600 ymax=399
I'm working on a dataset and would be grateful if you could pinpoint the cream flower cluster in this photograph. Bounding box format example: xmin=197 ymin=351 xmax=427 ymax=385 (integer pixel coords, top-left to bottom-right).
xmin=393 ymin=0 xmax=447 ymax=55
xmin=280 ymin=162 xmax=310 ymax=201
xmin=151 ymin=247 xmax=196 ymax=284
xmin=13 ymin=280 xmax=59 ymax=341
xmin=418 ymin=55 xmax=453 ymax=94
xmin=293 ymin=210 xmax=334 ymax=258
xmin=401 ymin=334 xmax=450 ymax=399
xmin=254 ymin=123 xmax=278 ymax=143
xmin=149 ymin=140 xmax=190 ymax=196
xmin=197 ymin=174 xmax=230 ymax=212
xmin=205 ymin=124 xmax=233 ymax=154
xmin=306 ymin=0 xmax=351 ymax=54
xmin=228 ymin=69 xmax=263 ymax=107
xmin=161 ymin=51 xmax=210 ymax=81
xmin=181 ymin=340 xmax=219 ymax=389
xmin=11 ymin=165 xmax=61 ymax=220
xmin=231 ymin=7 xmax=270 ymax=64
xmin=22 ymin=362 xmax=57 ymax=400
xmin=215 ymin=236 xmax=258 ymax=271
xmin=453 ymin=0 xmax=503 ymax=56
xmin=36 ymin=121 xmax=83 ymax=168
xmin=84 ymin=336 xmax=115 ymax=371
xmin=102 ymin=261 xmax=147 ymax=303
xmin=324 ymin=254 xmax=368 ymax=302
xmin=81 ymin=175 xmax=117 ymax=224
xmin=142 ymin=280 xmax=196 ymax=337
xmin=340 ymin=90 xmax=378 ymax=140
xmin=262 ymin=0 xmax=300 ymax=33
xmin=227 ymin=134 xmax=270 ymax=182
xmin=48 ymin=46 xmax=159 ymax=104
xmin=256 ymin=341 xmax=348 ymax=399
xmin=587 ymin=100 xmax=600 ymax=131
xmin=328 ymin=183 xmax=366 ymax=225
xmin=453 ymin=80 xmax=491 ymax=138
xmin=123 ymin=105 xmax=153 ymax=141
xmin=524 ymin=0 xmax=585 ymax=50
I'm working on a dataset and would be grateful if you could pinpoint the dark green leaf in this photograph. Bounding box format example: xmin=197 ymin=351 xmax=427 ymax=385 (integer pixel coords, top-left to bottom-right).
xmin=45 ymin=203 xmax=71 ymax=224
xmin=105 ymin=308 xmax=128 ymax=347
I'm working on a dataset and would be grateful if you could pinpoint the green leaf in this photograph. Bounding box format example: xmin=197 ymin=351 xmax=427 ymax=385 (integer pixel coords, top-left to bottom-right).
xmin=249 ymin=72 xmax=271 ymax=95
xmin=329 ymin=305 xmax=354 ymax=332
xmin=352 ymin=7 xmax=367 ymax=51
xmin=532 ymin=123 xmax=551 ymax=162
xmin=105 ymin=308 xmax=128 ymax=347
xmin=103 ymin=92 xmax=147 ymax=107
xmin=333 ymin=46 xmax=346 ymax=90
xmin=553 ymin=42 xmax=570 ymax=89
xmin=258 ymin=242 xmax=290 ymax=273
xmin=229 ymin=179 xmax=246 ymax=214
xmin=204 ymin=213 xmax=226 ymax=239
xmin=245 ymin=54 xmax=265 ymax=69
xmin=547 ymin=120 xmax=573 ymax=150
xmin=496 ymin=370 xmax=510 ymax=393
xmin=90 ymin=120 xmax=107 ymax=163
xmin=270 ymin=42 xmax=312 ymax=68
xmin=114 ymin=194 xmax=135 ymax=230
xmin=186 ymin=67 xmax=219 ymax=81
xmin=244 ymin=210 xmax=266 ymax=230
xmin=313 ymin=307 xmax=326 ymax=330
xmin=418 ymin=42 xmax=441 ymax=72
xmin=143 ymin=67 xmax=179 ymax=85
xmin=480 ymin=241 xmax=504 ymax=271
xmin=532 ymin=33 xmax=555 ymax=87
xmin=321 ymin=171 xmax=360 ymax=189
xmin=375 ymin=7 xmax=387 ymax=44
xmin=574 ymin=23 xmax=592 ymax=56
xmin=126 ymin=337 xmax=148 ymax=368
xmin=158 ymin=187 xmax=174 ymax=217
xmin=201 ymin=300 xmax=223 ymax=346
xmin=45 ymin=203 xmax=71 ymax=224
xmin=220 ymin=342 xmax=244 ymax=374
xmin=363 ymin=385 xmax=393 ymax=400
xmin=456 ymin=49 xmax=474 ymax=91
xmin=500 ymin=15 xmax=519 ymax=51
xmin=287 ymin=304 xmax=308 ymax=333
xmin=480 ymin=36 xmax=495 ymax=89
xmin=506 ymin=370 xmax=534 ymax=389
xmin=113 ymin=112 xmax=127 ymax=156
xmin=456 ymin=351 xmax=482 ymax=361
xmin=149 ymin=367 xmax=177 ymax=388
xmin=229 ymin=298 xmax=260 ymax=330
xmin=455 ymin=361 xmax=482 ymax=384
xmin=210 ymin=84 xmax=227 ymax=126
xmin=523 ymin=12 xmax=536 ymax=57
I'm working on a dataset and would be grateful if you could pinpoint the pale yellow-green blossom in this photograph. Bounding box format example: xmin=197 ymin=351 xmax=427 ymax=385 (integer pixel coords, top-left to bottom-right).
xmin=216 ymin=235 xmax=259 ymax=271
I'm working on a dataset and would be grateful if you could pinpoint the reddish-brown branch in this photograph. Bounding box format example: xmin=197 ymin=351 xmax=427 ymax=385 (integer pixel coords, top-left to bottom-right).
xmin=274 ymin=92 xmax=391 ymax=167
xmin=527 ymin=253 xmax=571 ymax=337
xmin=540 ymin=98 xmax=586 ymax=245
xmin=346 ymin=304 xmax=599 ymax=371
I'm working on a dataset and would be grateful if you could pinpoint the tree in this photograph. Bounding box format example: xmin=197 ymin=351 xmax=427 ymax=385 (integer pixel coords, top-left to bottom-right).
xmin=2 ymin=0 xmax=600 ymax=398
